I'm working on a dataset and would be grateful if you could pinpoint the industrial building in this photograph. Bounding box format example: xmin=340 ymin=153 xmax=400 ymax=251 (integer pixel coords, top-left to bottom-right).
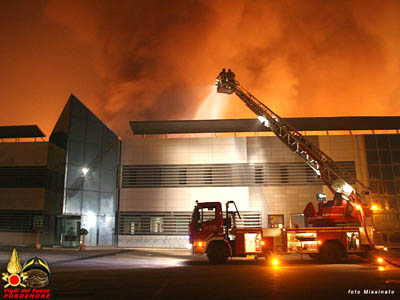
xmin=1 ymin=95 xmax=399 ymax=248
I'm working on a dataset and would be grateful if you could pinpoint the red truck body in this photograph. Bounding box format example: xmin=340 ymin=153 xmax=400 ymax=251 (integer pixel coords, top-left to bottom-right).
xmin=190 ymin=201 xmax=375 ymax=264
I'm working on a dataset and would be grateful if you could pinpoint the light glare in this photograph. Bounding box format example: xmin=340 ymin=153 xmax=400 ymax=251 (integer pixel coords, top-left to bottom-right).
xmin=81 ymin=167 xmax=89 ymax=176
xmin=85 ymin=211 xmax=97 ymax=228
xmin=342 ymin=183 xmax=354 ymax=195
xmin=257 ymin=116 xmax=269 ymax=127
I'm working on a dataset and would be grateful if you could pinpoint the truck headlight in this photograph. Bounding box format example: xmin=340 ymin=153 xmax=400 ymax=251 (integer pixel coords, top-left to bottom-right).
xmin=271 ymin=258 xmax=279 ymax=266
xmin=194 ymin=241 xmax=205 ymax=247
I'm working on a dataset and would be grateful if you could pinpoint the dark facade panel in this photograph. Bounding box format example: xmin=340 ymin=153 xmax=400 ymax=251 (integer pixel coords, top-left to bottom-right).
xmin=0 ymin=166 xmax=47 ymax=188
xmin=0 ymin=210 xmax=43 ymax=233
xmin=0 ymin=125 xmax=45 ymax=138
xmin=130 ymin=116 xmax=400 ymax=135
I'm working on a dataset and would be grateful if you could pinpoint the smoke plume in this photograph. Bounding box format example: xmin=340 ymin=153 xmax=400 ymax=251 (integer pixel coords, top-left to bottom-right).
xmin=14 ymin=0 xmax=400 ymax=137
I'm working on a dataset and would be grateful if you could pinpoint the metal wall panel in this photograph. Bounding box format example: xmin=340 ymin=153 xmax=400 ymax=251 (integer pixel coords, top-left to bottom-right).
xmin=121 ymin=162 xmax=355 ymax=188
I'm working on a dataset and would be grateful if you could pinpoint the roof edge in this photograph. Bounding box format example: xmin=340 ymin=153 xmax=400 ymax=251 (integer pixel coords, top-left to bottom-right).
xmin=130 ymin=116 xmax=400 ymax=135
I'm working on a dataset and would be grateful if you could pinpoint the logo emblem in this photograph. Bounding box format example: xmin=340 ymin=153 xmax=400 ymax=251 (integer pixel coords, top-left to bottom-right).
xmin=22 ymin=256 xmax=51 ymax=288
xmin=1 ymin=249 xmax=28 ymax=288
xmin=2 ymin=249 xmax=51 ymax=288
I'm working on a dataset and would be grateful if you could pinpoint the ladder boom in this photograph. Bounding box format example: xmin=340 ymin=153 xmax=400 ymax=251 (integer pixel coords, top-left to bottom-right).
xmin=216 ymin=71 xmax=369 ymax=204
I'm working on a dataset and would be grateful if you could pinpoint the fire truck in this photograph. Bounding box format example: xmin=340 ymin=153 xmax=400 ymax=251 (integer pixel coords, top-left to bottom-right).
xmin=189 ymin=69 xmax=375 ymax=264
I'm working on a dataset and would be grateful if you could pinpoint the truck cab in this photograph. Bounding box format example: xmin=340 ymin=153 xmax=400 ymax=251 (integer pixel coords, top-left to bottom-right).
xmin=189 ymin=201 xmax=264 ymax=264
xmin=189 ymin=202 xmax=224 ymax=243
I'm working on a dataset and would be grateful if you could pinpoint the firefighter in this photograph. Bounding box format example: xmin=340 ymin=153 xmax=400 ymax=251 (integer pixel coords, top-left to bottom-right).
xmin=227 ymin=69 xmax=235 ymax=82
xmin=217 ymin=68 xmax=226 ymax=82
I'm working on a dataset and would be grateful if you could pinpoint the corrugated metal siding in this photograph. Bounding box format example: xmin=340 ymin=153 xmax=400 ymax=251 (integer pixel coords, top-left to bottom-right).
xmin=121 ymin=162 xmax=355 ymax=188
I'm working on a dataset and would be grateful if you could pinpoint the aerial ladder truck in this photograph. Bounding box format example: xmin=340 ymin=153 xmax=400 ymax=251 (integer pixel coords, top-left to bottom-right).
xmin=189 ymin=69 xmax=377 ymax=264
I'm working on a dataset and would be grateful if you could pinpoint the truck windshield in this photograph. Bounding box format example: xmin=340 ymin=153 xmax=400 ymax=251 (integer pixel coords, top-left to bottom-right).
xmin=192 ymin=206 xmax=216 ymax=224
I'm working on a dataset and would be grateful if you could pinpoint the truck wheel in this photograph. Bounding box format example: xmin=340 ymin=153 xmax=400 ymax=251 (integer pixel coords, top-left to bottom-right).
xmin=319 ymin=241 xmax=344 ymax=264
xmin=207 ymin=242 xmax=229 ymax=265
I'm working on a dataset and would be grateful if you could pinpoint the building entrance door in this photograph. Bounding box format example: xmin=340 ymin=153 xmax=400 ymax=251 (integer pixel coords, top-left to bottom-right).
xmin=62 ymin=216 xmax=81 ymax=248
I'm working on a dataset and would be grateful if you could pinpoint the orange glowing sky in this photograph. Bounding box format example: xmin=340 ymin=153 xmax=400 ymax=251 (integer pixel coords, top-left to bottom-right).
xmin=1 ymin=0 xmax=399 ymax=138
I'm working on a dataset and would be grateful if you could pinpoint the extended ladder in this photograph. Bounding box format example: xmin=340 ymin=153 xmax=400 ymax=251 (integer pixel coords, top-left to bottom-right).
xmin=216 ymin=73 xmax=369 ymax=204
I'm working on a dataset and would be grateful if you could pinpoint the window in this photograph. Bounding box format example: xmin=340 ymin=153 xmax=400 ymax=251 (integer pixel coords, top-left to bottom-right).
xmin=129 ymin=217 xmax=141 ymax=234
xmin=373 ymin=214 xmax=385 ymax=230
xmin=254 ymin=166 xmax=264 ymax=184
xmin=396 ymin=181 xmax=400 ymax=194
xmin=370 ymin=182 xmax=382 ymax=194
xmin=379 ymin=150 xmax=392 ymax=164
xmin=368 ymin=166 xmax=380 ymax=180
xmin=203 ymin=168 xmax=212 ymax=185
xmin=268 ymin=215 xmax=284 ymax=228
xmin=388 ymin=199 xmax=398 ymax=211
xmin=152 ymin=168 xmax=162 ymax=186
xmin=179 ymin=169 xmax=187 ymax=185
xmin=364 ymin=136 xmax=376 ymax=149
xmin=394 ymin=166 xmax=400 ymax=179
xmin=383 ymin=182 xmax=395 ymax=195
xmin=32 ymin=216 xmax=44 ymax=233
xmin=381 ymin=166 xmax=394 ymax=180
xmin=150 ymin=217 xmax=163 ymax=233
xmin=280 ymin=167 xmax=289 ymax=184
xmin=389 ymin=135 xmax=400 ymax=149
xmin=130 ymin=170 xmax=137 ymax=186
xmin=393 ymin=150 xmax=400 ymax=163
xmin=364 ymin=134 xmax=400 ymax=197
xmin=198 ymin=206 xmax=216 ymax=223
xmin=130 ymin=222 xmax=136 ymax=234
xmin=384 ymin=200 xmax=390 ymax=210
xmin=366 ymin=150 xmax=379 ymax=164
xmin=377 ymin=135 xmax=389 ymax=148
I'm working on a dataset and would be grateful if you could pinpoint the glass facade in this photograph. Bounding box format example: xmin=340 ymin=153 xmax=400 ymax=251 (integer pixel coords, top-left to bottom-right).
xmin=365 ymin=134 xmax=400 ymax=243
xmin=46 ymin=95 xmax=119 ymax=247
